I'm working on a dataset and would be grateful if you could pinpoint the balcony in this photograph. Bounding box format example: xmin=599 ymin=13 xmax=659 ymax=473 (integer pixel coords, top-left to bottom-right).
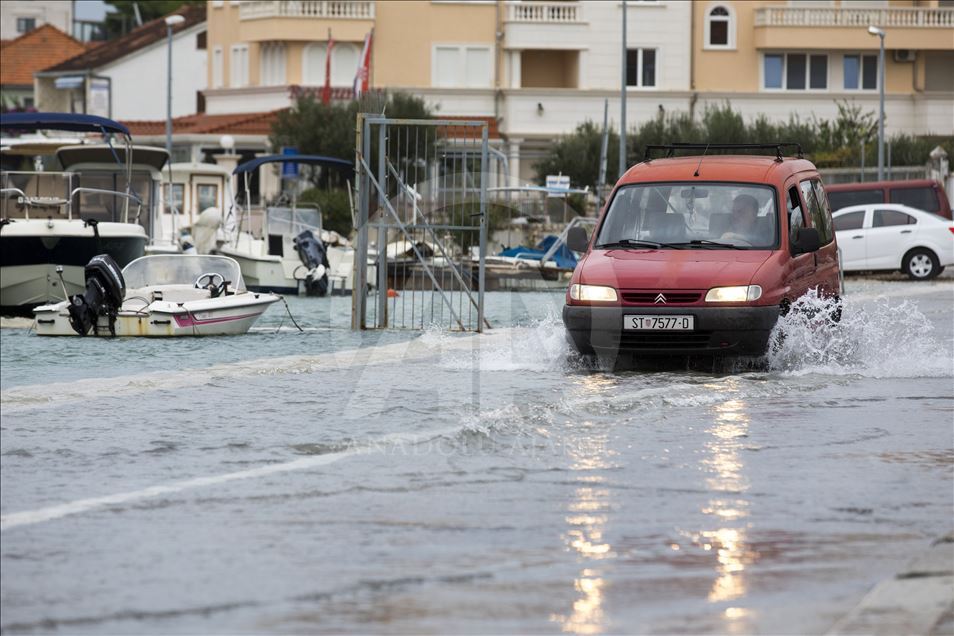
xmin=505 ymin=2 xmax=582 ymax=24
xmin=503 ymin=2 xmax=586 ymax=51
xmin=239 ymin=1 xmax=375 ymax=21
xmin=754 ymin=7 xmax=954 ymax=50
xmin=237 ymin=1 xmax=374 ymax=42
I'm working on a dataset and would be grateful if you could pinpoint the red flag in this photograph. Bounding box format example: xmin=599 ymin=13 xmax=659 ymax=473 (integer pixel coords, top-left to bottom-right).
xmin=353 ymin=30 xmax=372 ymax=99
xmin=322 ymin=35 xmax=335 ymax=105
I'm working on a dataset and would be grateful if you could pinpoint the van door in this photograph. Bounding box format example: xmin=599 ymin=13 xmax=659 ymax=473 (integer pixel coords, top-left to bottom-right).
xmin=800 ymin=178 xmax=841 ymax=296
xmin=785 ymin=183 xmax=816 ymax=302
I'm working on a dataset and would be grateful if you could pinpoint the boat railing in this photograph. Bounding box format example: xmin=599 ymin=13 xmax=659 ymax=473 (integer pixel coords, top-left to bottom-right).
xmin=69 ymin=187 xmax=143 ymax=224
xmin=1 ymin=171 xmax=76 ymax=220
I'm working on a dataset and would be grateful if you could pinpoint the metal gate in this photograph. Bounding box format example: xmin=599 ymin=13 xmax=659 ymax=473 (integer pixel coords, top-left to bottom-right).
xmin=352 ymin=116 xmax=490 ymax=332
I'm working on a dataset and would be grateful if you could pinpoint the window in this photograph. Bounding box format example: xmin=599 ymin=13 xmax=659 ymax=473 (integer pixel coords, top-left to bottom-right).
xmin=332 ymin=43 xmax=360 ymax=86
xmin=196 ymin=31 xmax=207 ymax=50
xmin=596 ymin=183 xmax=778 ymax=250
xmin=873 ymin=209 xmax=916 ymax=227
xmin=706 ymin=6 xmax=733 ymax=48
xmin=764 ymin=53 xmax=827 ymax=90
xmin=197 ymin=184 xmax=219 ymax=211
xmin=302 ymin=42 xmax=360 ymax=86
xmin=432 ymin=46 xmax=492 ymax=88
xmin=16 ymin=17 xmax=36 ymax=33
xmin=828 ymin=189 xmax=884 ymax=211
xmin=626 ymin=49 xmax=657 ymax=88
xmin=788 ymin=186 xmax=806 ymax=245
xmin=303 ymin=43 xmax=328 ymax=85
xmin=890 ymin=187 xmax=939 ymax=213
xmin=833 ymin=211 xmax=865 ymax=231
xmin=165 ymin=183 xmax=185 ymax=214
xmin=260 ymin=42 xmax=286 ymax=86
xmin=212 ymin=47 xmax=223 ymax=88
xmin=844 ymin=54 xmax=878 ymax=90
xmin=230 ymin=44 xmax=249 ymax=88
xmin=800 ymin=180 xmax=834 ymax=245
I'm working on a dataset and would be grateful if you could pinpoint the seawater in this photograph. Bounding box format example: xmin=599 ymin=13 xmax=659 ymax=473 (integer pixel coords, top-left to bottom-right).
xmin=1 ymin=281 xmax=952 ymax=635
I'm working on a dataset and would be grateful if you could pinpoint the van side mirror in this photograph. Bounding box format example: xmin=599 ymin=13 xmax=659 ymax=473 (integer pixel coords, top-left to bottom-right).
xmin=567 ymin=226 xmax=590 ymax=252
xmin=793 ymin=227 xmax=821 ymax=254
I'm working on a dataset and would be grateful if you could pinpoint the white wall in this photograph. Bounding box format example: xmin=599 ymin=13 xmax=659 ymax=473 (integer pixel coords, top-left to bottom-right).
xmin=98 ymin=23 xmax=207 ymax=120
xmin=0 ymin=1 xmax=71 ymax=40
xmin=503 ymin=1 xmax=692 ymax=92
xmin=587 ymin=0 xmax=692 ymax=91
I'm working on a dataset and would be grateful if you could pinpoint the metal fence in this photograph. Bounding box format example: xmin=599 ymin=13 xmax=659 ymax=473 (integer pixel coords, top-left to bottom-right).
xmin=351 ymin=116 xmax=490 ymax=332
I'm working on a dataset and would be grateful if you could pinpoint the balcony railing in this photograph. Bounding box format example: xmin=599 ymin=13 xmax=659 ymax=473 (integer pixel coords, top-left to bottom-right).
xmin=505 ymin=2 xmax=581 ymax=24
xmin=755 ymin=6 xmax=954 ymax=28
xmin=239 ymin=1 xmax=375 ymax=21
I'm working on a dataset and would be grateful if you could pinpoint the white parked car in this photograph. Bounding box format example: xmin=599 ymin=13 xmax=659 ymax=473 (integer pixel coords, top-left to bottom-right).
xmin=833 ymin=203 xmax=954 ymax=280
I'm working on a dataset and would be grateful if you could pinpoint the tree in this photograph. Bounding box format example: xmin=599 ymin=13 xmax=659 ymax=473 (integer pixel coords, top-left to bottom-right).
xmin=103 ymin=1 xmax=202 ymax=39
xmin=532 ymin=121 xmax=620 ymax=192
xmin=270 ymin=92 xmax=433 ymax=235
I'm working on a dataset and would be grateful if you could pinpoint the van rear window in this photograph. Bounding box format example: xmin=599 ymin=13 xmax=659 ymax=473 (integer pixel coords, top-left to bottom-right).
xmin=828 ymin=189 xmax=884 ymax=211
xmin=890 ymin=187 xmax=939 ymax=212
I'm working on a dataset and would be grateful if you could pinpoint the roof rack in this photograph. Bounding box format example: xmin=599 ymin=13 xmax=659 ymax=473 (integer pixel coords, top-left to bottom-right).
xmin=643 ymin=142 xmax=804 ymax=163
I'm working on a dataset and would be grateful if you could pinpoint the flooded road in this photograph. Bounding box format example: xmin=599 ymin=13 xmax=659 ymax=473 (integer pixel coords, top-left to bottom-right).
xmin=2 ymin=275 xmax=952 ymax=634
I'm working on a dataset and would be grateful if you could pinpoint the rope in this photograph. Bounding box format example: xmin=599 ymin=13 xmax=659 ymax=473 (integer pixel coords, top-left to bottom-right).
xmin=279 ymin=296 xmax=304 ymax=333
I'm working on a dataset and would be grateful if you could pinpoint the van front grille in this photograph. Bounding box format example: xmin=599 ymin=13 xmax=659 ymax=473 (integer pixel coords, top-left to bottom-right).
xmin=621 ymin=290 xmax=703 ymax=305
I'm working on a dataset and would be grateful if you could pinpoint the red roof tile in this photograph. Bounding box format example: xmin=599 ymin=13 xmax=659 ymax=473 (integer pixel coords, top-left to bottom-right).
xmin=41 ymin=5 xmax=205 ymax=73
xmin=0 ymin=25 xmax=87 ymax=86
xmin=122 ymin=109 xmax=287 ymax=137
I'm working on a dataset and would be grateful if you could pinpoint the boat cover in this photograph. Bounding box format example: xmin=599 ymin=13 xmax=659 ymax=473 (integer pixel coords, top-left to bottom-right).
xmin=498 ymin=235 xmax=578 ymax=270
xmin=0 ymin=112 xmax=130 ymax=136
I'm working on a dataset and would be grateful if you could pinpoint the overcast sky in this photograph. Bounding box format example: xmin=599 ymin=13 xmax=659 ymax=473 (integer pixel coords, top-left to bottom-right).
xmin=74 ymin=0 xmax=114 ymax=22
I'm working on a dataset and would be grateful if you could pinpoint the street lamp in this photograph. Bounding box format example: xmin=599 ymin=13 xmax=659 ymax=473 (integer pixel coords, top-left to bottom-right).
xmin=165 ymin=14 xmax=186 ymax=162
xmin=868 ymin=25 xmax=885 ymax=181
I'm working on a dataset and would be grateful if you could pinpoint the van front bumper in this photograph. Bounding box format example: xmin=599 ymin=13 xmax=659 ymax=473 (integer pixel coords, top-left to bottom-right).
xmin=563 ymin=304 xmax=781 ymax=356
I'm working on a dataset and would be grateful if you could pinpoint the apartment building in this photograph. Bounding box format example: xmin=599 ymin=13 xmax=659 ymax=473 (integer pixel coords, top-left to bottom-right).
xmin=0 ymin=1 xmax=71 ymax=41
xmin=692 ymin=1 xmax=954 ymax=137
xmin=203 ymin=0 xmax=951 ymax=183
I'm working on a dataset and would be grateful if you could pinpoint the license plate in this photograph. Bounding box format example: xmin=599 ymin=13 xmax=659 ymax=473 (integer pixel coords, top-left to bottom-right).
xmin=623 ymin=315 xmax=694 ymax=331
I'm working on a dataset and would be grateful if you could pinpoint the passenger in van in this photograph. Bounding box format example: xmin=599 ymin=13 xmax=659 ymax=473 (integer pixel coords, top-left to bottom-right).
xmin=721 ymin=194 xmax=773 ymax=245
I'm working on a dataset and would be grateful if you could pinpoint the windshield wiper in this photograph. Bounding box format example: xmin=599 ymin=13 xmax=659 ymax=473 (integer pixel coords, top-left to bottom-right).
xmin=596 ymin=239 xmax=685 ymax=250
xmin=671 ymin=239 xmax=747 ymax=250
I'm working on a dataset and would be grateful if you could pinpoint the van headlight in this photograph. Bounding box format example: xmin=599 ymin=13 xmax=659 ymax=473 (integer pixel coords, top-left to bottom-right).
xmin=705 ymin=285 xmax=762 ymax=302
xmin=569 ymin=284 xmax=618 ymax=302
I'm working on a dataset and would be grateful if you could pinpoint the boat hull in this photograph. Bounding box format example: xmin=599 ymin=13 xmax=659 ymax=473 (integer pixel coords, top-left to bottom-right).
xmin=33 ymin=292 xmax=280 ymax=337
xmin=0 ymin=220 xmax=146 ymax=315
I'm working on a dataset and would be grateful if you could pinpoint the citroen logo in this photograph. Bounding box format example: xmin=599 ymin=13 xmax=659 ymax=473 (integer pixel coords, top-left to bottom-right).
xmin=654 ymin=293 xmax=667 ymax=304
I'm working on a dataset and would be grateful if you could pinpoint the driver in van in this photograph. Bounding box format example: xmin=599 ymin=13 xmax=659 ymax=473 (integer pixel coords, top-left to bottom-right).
xmin=722 ymin=194 xmax=772 ymax=245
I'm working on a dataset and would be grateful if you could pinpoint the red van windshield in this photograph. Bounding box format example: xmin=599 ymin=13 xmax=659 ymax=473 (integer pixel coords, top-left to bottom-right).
xmin=597 ymin=183 xmax=779 ymax=249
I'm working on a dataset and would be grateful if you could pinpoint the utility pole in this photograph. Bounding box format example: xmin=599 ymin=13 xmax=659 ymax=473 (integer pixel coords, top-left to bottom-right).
xmin=598 ymin=98 xmax=609 ymax=205
xmin=619 ymin=1 xmax=627 ymax=179
xmin=868 ymin=25 xmax=886 ymax=181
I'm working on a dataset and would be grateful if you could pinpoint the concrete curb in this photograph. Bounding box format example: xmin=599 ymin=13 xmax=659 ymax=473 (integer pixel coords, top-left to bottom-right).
xmin=828 ymin=532 xmax=954 ymax=636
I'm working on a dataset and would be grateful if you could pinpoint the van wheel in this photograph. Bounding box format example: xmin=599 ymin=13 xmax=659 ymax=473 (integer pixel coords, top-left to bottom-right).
xmin=902 ymin=248 xmax=940 ymax=280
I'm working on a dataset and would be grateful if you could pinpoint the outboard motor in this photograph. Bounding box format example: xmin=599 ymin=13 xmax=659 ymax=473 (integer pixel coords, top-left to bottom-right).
xmin=67 ymin=254 xmax=125 ymax=336
xmin=293 ymin=229 xmax=330 ymax=296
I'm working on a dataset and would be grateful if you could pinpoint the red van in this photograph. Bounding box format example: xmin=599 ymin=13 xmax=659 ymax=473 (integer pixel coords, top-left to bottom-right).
xmin=564 ymin=143 xmax=841 ymax=360
xmin=826 ymin=179 xmax=952 ymax=220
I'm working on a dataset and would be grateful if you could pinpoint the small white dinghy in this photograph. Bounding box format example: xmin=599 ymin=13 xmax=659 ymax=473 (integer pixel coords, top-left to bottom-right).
xmin=33 ymin=254 xmax=280 ymax=337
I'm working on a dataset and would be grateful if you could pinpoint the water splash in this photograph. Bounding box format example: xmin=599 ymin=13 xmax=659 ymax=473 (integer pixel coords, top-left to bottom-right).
xmin=767 ymin=290 xmax=952 ymax=378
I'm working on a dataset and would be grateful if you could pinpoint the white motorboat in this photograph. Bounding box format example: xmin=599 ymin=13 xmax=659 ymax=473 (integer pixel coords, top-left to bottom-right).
xmin=1 ymin=113 xmax=152 ymax=315
xmin=33 ymin=254 xmax=279 ymax=337
xmin=220 ymin=154 xmax=369 ymax=296
xmin=159 ymin=161 xmax=235 ymax=254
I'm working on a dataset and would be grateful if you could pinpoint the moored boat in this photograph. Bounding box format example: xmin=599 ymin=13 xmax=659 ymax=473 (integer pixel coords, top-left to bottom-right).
xmin=33 ymin=254 xmax=279 ymax=337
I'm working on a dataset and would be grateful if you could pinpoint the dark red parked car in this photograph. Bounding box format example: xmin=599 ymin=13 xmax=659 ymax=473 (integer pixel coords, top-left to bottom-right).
xmin=826 ymin=179 xmax=952 ymax=220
